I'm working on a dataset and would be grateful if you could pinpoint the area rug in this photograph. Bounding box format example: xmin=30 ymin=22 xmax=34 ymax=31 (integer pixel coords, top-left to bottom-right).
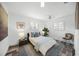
xmin=18 ymin=47 xmax=28 ymax=56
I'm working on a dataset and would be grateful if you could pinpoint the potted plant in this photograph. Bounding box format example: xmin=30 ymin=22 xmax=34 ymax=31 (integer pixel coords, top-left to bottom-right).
xmin=42 ymin=27 xmax=49 ymax=36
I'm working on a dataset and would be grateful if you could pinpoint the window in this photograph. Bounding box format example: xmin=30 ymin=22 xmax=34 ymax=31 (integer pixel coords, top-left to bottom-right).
xmin=53 ymin=22 xmax=64 ymax=31
xmin=30 ymin=22 xmax=39 ymax=29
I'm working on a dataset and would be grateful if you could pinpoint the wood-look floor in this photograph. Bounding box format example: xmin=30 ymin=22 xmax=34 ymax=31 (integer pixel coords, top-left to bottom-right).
xmin=19 ymin=43 xmax=42 ymax=56
xmin=6 ymin=43 xmax=42 ymax=56
xmin=6 ymin=41 xmax=74 ymax=56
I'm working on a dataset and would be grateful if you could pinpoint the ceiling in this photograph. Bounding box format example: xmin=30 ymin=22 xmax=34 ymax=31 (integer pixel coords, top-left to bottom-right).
xmin=2 ymin=2 xmax=76 ymax=20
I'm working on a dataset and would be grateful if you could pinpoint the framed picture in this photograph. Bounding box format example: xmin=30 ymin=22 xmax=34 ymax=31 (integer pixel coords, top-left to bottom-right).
xmin=16 ymin=22 xmax=25 ymax=30
xmin=0 ymin=4 xmax=8 ymax=41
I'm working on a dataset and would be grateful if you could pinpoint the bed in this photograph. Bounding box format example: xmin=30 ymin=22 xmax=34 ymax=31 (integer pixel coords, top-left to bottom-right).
xmin=29 ymin=32 xmax=57 ymax=55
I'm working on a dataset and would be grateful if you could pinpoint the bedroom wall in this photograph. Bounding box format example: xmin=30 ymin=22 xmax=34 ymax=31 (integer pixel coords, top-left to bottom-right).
xmin=45 ymin=13 xmax=75 ymax=41
xmin=8 ymin=12 xmax=45 ymax=46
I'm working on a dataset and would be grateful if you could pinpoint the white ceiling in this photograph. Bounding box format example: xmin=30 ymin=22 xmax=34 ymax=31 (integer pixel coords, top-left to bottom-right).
xmin=2 ymin=2 xmax=76 ymax=20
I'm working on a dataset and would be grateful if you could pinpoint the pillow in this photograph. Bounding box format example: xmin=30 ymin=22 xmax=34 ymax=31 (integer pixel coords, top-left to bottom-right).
xmin=34 ymin=32 xmax=40 ymax=37
xmin=31 ymin=32 xmax=35 ymax=37
xmin=30 ymin=32 xmax=40 ymax=37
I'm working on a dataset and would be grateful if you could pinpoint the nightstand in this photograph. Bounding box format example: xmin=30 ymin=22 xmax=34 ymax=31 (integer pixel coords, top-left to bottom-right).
xmin=19 ymin=38 xmax=28 ymax=46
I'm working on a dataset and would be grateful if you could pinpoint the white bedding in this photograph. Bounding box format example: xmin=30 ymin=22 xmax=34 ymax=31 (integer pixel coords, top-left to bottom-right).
xmin=29 ymin=36 xmax=56 ymax=55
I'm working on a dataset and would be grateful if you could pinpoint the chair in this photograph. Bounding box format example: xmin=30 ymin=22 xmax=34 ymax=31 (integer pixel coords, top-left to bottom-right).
xmin=63 ymin=33 xmax=74 ymax=40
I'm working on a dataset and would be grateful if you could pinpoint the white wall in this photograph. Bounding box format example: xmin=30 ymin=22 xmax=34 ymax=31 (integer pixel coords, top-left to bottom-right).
xmin=8 ymin=12 xmax=45 ymax=45
xmin=45 ymin=13 xmax=75 ymax=41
